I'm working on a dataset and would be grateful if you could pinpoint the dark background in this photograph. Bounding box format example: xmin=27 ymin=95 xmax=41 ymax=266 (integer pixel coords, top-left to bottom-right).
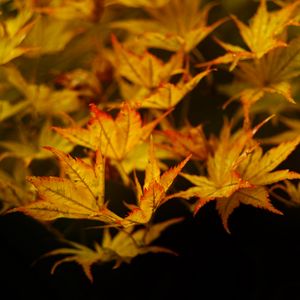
xmin=1 ymin=191 xmax=300 ymax=300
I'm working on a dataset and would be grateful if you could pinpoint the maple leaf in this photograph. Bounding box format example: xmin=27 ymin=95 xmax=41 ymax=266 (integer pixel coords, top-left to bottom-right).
xmin=237 ymin=137 xmax=300 ymax=186
xmin=252 ymin=35 xmax=300 ymax=83
xmin=178 ymin=132 xmax=300 ymax=233
xmin=197 ymin=37 xmax=254 ymax=71
xmin=123 ymin=141 xmax=190 ymax=225
xmin=202 ymin=0 xmax=300 ymax=70
xmin=54 ymin=102 xmax=169 ymax=169
xmin=215 ymin=137 xmax=300 ymax=232
xmin=4 ymin=66 xmax=81 ymax=115
xmin=158 ymin=124 xmax=210 ymax=161
xmin=230 ymin=0 xmax=300 ymax=59
xmin=44 ymin=217 xmax=182 ymax=281
xmin=234 ymin=38 xmax=300 ymax=103
xmin=112 ymin=35 xmax=184 ymax=89
xmin=171 ymin=122 xmax=255 ymax=207
xmin=0 ymin=10 xmax=34 ymax=64
xmin=45 ymin=241 xmax=115 ymax=282
xmin=111 ymin=0 xmax=226 ymax=52
xmin=216 ymin=186 xmax=282 ymax=233
xmin=130 ymin=70 xmax=211 ymax=109
xmin=112 ymin=36 xmax=210 ymax=109
xmin=12 ymin=147 xmax=122 ymax=224
xmin=104 ymin=217 xmax=182 ymax=264
xmin=216 ymin=36 xmax=300 ymax=124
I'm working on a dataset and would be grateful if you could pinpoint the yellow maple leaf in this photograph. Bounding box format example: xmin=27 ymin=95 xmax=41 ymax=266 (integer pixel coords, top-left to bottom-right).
xmin=181 ymin=134 xmax=300 ymax=233
xmin=201 ymin=0 xmax=300 ymax=70
xmin=111 ymin=36 xmax=210 ymax=109
xmin=44 ymin=241 xmax=114 ymax=282
xmin=112 ymin=35 xmax=184 ymax=89
xmin=4 ymin=66 xmax=81 ymax=115
xmin=171 ymin=122 xmax=255 ymax=207
xmin=45 ymin=217 xmax=181 ymax=281
xmin=197 ymin=37 xmax=254 ymax=71
xmin=104 ymin=217 xmax=182 ymax=263
xmin=111 ymin=0 xmax=226 ymax=52
xmin=233 ymin=36 xmax=300 ymax=104
xmin=216 ymin=36 xmax=300 ymax=125
xmin=12 ymin=147 xmax=122 ymax=223
xmin=123 ymin=141 xmax=190 ymax=225
xmin=54 ymin=102 xmax=169 ymax=165
xmin=238 ymin=137 xmax=300 ymax=185
xmin=133 ymin=70 xmax=211 ymax=109
xmin=216 ymin=186 xmax=282 ymax=233
xmin=215 ymin=137 xmax=300 ymax=232
xmin=231 ymin=0 xmax=300 ymax=59
xmin=117 ymin=69 xmax=210 ymax=109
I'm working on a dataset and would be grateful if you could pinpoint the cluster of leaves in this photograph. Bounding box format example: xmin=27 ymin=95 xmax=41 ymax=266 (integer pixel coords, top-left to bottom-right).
xmin=1 ymin=0 xmax=300 ymax=281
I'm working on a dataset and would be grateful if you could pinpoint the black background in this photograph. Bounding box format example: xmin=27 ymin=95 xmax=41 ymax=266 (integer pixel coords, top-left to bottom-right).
xmin=1 ymin=199 xmax=300 ymax=300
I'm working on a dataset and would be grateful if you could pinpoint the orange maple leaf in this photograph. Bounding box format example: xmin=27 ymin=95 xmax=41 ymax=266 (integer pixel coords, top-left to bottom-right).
xmin=173 ymin=121 xmax=300 ymax=232
xmin=231 ymin=0 xmax=299 ymax=59
xmin=216 ymin=136 xmax=300 ymax=233
xmin=123 ymin=140 xmax=191 ymax=225
xmin=54 ymin=102 xmax=169 ymax=162
xmin=12 ymin=147 xmax=122 ymax=224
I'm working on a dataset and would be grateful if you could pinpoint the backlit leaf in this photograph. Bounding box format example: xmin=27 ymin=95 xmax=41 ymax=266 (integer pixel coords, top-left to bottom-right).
xmin=179 ymin=132 xmax=300 ymax=232
xmin=54 ymin=102 xmax=169 ymax=164
xmin=128 ymin=70 xmax=211 ymax=109
xmin=216 ymin=187 xmax=282 ymax=233
xmin=45 ymin=217 xmax=182 ymax=281
xmin=123 ymin=141 xmax=190 ymax=225
xmin=238 ymin=137 xmax=300 ymax=185
xmin=112 ymin=35 xmax=183 ymax=89
xmin=4 ymin=66 xmax=81 ymax=115
xmin=231 ymin=0 xmax=299 ymax=58
xmin=172 ymin=122 xmax=255 ymax=207
xmin=111 ymin=0 xmax=226 ymax=52
xmin=12 ymin=149 xmax=122 ymax=223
